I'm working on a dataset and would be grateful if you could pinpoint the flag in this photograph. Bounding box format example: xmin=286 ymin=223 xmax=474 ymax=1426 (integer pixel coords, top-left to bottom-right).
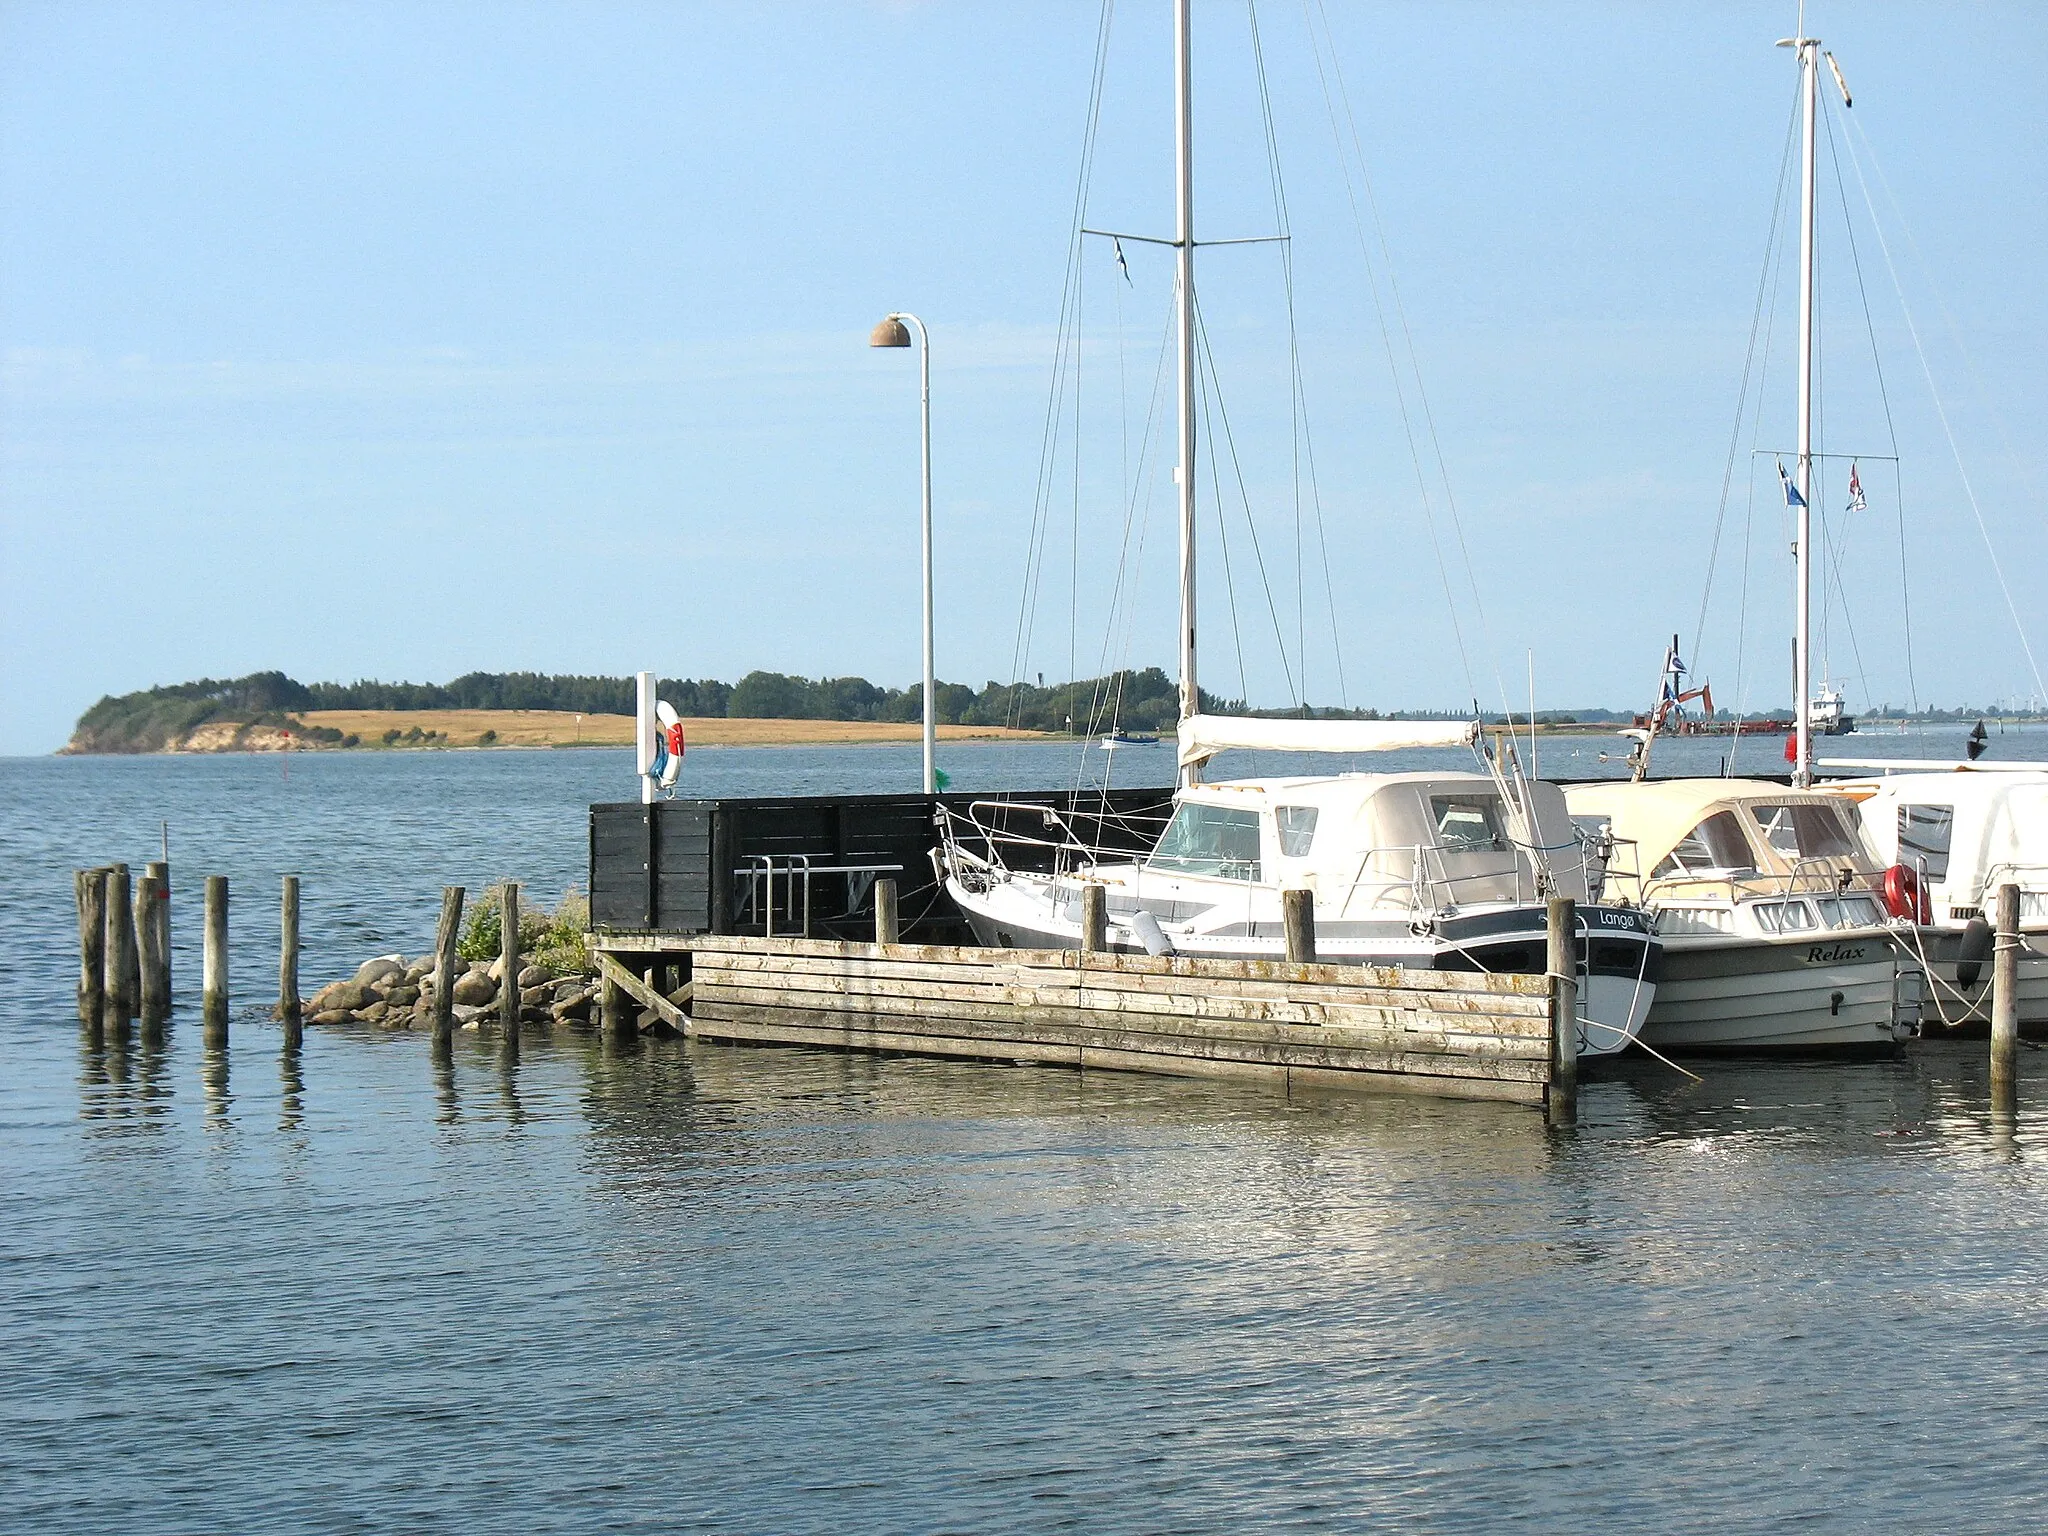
xmin=934 ymin=767 xmax=951 ymax=791
xmin=1784 ymin=731 xmax=1798 ymax=764
xmin=1113 ymin=237 xmax=1131 ymax=285
xmin=1701 ymin=682 xmax=1714 ymax=717
xmin=1847 ymin=462 xmax=1866 ymax=513
xmin=1778 ymin=460 xmax=1807 ymax=508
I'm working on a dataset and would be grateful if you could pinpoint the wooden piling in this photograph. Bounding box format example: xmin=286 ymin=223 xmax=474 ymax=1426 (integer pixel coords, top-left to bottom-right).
xmin=145 ymin=859 xmax=171 ymax=1008
xmin=279 ymin=876 xmax=302 ymax=1043
xmin=103 ymin=865 xmax=135 ymax=1020
xmin=136 ymin=873 xmax=169 ymax=1028
xmin=600 ymin=965 xmax=630 ymax=1038
xmin=1081 ymin=883 xmax=1107 ymax=954
xmin=1546 ymin=896 xmax=1579 ymax=1126
xmin=874 ymin=878 xmax=900 ymax=945
xmin=76 ymin=870 xmax=106 ymax=1023
xmin=431 ymin=886 xmax=464 ymax=1041
xmin=498 ymin=883 xmax=520 ymax=1036
xmin=1991 ymin=882 xmax=2020 ymax=1094
xmin=202 ymin=875 xmax=229 ymax=1031
xmin=1282 ymin=888 xmax=1317 ymax=965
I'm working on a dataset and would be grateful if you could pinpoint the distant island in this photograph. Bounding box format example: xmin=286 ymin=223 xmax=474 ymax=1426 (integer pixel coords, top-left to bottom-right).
xmin=61 ymin=668 xmax=2033 ymax=754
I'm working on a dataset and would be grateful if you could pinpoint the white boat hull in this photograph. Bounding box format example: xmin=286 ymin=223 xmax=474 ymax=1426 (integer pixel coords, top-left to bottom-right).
xmin=1640 ymin=929 xmax=1906 ymax=1053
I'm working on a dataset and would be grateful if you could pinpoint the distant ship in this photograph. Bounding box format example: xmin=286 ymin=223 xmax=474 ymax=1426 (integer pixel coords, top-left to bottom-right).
xmin=1812 ymin=684 xmax=1856 ymax=736
xmin=1096 ymin=730 xmax=1160 ymax=750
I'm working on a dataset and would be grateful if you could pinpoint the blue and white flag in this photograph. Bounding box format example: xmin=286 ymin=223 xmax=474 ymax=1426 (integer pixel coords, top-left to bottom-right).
xmin=1777 ymin=460 xmax=1807 ymax=508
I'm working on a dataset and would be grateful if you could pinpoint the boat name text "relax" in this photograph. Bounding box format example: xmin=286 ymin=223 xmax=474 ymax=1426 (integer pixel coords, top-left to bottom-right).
xmin=1806 ymin=943 xmax=1869 ymax=965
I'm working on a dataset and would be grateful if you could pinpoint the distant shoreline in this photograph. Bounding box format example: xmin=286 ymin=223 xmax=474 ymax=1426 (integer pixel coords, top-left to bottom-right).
xmin=61 ymin=708 xmax=1059 ymax=755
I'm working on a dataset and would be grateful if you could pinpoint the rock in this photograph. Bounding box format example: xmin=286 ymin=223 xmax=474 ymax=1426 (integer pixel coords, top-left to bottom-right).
xmin=487 ymin=956 xmax=505 ymax=983
xmin=360 ymin=1000 xmax=391 ymax=1023
xmin=466 ymin=958 xmax=490 ymax=976
xmin=386 ymin=984 xmax=420 ymax=1008
xmin=452 ymin=971 xmax=496 ymax=1006
xmin=452 ymin=1002 xmax=484 ymax=1025
xmin=551 ymin=978 xmax=585 ymax=1000
xmin=310 ymin=1008 xmax=353 ymax=1026
xmin=519 ymin=984 xmax=551 ymax=1008
xmin=404 ymin=957 xmax=434 ymax=982
xmin=354 ymin=956 xmax=405 ymax=988
xmin=310 ymin=980 xmax=373 ymax=1014
xmin=518 ymin=964 xmax=548 ymax=988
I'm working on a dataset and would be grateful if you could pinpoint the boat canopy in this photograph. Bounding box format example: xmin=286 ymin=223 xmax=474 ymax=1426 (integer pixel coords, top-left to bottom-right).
xmin=1826 ymin=771 xmax=2048 ymax=908
xmin=1176 ymin=714 xmax=1478 ymax=770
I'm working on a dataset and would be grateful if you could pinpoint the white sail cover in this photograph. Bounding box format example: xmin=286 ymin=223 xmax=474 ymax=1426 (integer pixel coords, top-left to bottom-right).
xmin=1176 ymin=713 xmax=1478 ymax=769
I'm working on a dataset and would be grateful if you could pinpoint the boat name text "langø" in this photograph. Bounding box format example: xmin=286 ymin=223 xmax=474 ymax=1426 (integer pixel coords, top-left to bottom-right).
xmin=1806 ymin=944 xmax=1868 ymax=964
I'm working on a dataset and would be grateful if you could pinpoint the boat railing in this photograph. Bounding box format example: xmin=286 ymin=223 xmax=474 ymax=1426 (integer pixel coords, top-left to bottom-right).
xmin=936 ymin=801 xmax=1110 ymax=883
xmin=737 ymin=854 xmax=905 ymax=939
xmin=1635 ymin=856 xmax=1891 ymax=911
xmin=1973 ymin=862 xmax=2048 ymax=918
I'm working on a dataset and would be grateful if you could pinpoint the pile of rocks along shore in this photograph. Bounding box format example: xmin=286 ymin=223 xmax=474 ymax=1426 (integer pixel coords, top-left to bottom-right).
xmin=300 ymin=953 xmax=600 ymax=1030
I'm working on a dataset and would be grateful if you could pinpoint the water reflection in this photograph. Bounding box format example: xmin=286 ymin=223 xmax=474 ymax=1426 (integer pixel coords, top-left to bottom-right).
xmin=201 ymin=1029 xmax=230 ymax=1124
xmin=432 ymin=1033 xmax=459 ymax=1125
xmin=279 ymin=1040 xmax=304 ymax=1133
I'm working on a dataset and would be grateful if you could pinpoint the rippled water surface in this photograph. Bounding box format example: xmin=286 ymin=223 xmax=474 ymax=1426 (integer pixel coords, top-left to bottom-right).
xmin=5 ymin=738 xmax=2048 ymax=1533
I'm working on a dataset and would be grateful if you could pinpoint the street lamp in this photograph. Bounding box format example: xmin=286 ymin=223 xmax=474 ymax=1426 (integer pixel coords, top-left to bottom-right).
xmin=869 ymin=311 xmax=936 ymax=795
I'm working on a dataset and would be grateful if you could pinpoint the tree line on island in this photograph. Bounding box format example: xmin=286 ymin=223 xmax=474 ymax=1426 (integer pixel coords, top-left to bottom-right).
xmin=69 ymin=667 xmax=1461 ymax=753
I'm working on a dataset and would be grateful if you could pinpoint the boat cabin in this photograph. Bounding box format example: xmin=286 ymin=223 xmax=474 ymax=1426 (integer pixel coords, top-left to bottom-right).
xmin=1566 ymin=779 xmax=1888 ymax=928
xmin=1138 ymin=771 xmax=1590 ymax=915
xmin=1827 ymin=771 xmax=2048 ymax=927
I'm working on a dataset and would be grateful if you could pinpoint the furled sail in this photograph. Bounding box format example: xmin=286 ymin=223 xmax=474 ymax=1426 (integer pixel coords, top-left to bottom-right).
xmin=1176 ymin=714 xmax=1478 ymax=769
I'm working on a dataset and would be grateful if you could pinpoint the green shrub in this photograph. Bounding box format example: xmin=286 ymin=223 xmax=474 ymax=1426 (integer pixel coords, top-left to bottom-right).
xmin=478 ymin=729 xmax=498 ymax=745
xmin=341 ymin=733 xmax=360 ymax=747
xmin=381 ymin=727 xmax=402 ymax=745
xmin=458 ymin=887 xmax=590 ymax=977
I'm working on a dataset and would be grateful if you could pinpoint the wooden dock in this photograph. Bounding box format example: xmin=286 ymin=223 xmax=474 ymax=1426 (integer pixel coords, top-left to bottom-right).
xmin=593 ymin=931 xmax=1569 ymax=1112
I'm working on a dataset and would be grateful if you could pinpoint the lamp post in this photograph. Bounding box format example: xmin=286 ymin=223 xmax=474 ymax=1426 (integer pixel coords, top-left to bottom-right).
xmin=869 ymin=311 xmax=936 ymax=795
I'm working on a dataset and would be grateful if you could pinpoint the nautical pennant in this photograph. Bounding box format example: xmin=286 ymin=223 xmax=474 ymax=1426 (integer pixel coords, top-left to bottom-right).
xmin=1847 ymin=461 xmax=1866 ymax=514
xmin=1777 ymin=460 xmax=1807 ymax=508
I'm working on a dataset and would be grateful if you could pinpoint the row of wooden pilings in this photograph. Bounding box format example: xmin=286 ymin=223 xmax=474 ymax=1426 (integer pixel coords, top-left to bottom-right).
xmin=73 ymin=867 xmax=534 ymax=1055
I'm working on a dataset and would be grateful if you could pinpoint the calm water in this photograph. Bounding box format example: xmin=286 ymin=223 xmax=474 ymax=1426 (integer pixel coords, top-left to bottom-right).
xmin=5 ymin=732 xmax=2047 ymax=1532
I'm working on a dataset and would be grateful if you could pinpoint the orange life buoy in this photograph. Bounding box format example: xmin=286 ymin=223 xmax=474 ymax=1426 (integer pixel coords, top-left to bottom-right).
xmin=1881 ymin=864 xmax=1928 ymax=924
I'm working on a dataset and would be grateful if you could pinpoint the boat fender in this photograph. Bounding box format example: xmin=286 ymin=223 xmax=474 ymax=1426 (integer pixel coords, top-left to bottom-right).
xmin=653 ymin=701 xmax=686 ymax=790
xmin=1128 ymin=908 xmax=1175 ymax=957
xmin=1955 ymin=916 xmax=1996 ymax=991
xmin=1881 ymin=864 xmax=1929 ymax=925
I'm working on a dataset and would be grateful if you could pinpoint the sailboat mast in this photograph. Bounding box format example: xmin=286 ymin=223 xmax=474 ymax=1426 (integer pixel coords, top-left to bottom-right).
xmin=1173 ymin=0 xmax=1200 ymax=781
xmin=1792 ymin=32 xmax=1818 ymax=787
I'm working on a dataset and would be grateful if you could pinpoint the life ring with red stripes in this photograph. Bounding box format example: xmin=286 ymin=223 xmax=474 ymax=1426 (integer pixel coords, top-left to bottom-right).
xmin=1881 ymin=863 xmax=1928 ymax=924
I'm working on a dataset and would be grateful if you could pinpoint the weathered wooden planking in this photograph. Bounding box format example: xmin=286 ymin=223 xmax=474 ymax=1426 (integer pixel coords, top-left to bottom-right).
xmin=682 ymin=934 xmax=1549 ymax=999
xmin=688 ymin=1004 xmax=1547 ymax=1105
xmin=690 ymin=986 xmax=1549 ymax=1071
xmin=595 ymin=951 xmax=691 ymax=1030
xmin=688 ymin=962 xmax=1551 ymax=1039
xmin=688 ymin=950 xmax=1550 ymax=1025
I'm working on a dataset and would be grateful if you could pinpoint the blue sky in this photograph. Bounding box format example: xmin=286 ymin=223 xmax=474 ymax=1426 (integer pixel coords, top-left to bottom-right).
xmin=3 ymin=1 xmax=2042 ymax=753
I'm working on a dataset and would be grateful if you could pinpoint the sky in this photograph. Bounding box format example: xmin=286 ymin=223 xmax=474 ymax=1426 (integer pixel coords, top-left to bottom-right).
xmin=2 ymin=0 xmax=2042 ymax=754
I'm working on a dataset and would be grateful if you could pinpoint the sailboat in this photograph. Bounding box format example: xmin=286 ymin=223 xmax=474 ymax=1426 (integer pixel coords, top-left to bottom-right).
xmin=936 ymin=1 xmax=1660 ymax=1058
xmin=1562 ymin=25 xmax=1918 ymax=1054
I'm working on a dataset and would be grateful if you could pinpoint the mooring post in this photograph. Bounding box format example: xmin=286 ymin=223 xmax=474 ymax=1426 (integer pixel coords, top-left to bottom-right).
xmin=136 ymin=872 xmax=169 ymax=1029
xmin=1991 ymin=882 xmax=2021 ymax=1096
xmin=103 ymin=865 xmax=135 ymax=1020
xmin=76 ymin=870 xmax=107 ymax=1023
xmin=431 ymin=885 xmax=464 ymax=1041
xmin=144 ymin=859 xmax=171 ymax=1008
xmin=1081 ymin=883 xmax=1108 ymax=954
xmin=279 ymin=876 xmax=302 ymax=1044
xmin=1546 ymin=896 xmax=1579 ymax=1127
xmin=874 ymin=878 xmax=900 ymax=945
xmin=498 ymin=882 xmax=520 ymax=1037
xmin=600 ymin=962 xmax=630 ymax=1039
xmin=1282 ymin=889 xmax=1317 ymax=965
xmin=202 ymin=875 xmax=229 ymax=1033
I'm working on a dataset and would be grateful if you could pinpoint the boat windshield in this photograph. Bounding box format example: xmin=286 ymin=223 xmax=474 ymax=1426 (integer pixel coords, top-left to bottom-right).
xmin=1654 ymin=810 xmax=1756 ymax=879
xmin=1149 ymin=804 xmax=1263 ymax=881
xmin=1749 ymin=802 xmax=1858 ymax=862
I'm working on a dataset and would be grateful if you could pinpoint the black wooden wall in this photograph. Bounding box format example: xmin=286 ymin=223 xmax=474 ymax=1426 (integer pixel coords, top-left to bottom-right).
xmin=589 ymin=789 xmax=1174 ymax=942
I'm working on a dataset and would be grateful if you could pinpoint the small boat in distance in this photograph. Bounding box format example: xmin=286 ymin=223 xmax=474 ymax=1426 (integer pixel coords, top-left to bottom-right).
xmin=1097 ymin=730 xmax=1160 ymax=749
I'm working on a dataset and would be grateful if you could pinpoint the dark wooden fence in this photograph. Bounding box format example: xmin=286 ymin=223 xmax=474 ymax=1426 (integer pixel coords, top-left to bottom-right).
xmin=589 ymin=789 xmax=1175 ymax=943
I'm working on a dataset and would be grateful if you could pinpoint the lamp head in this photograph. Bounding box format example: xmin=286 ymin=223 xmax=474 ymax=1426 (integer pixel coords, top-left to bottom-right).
xmin=869 ymin=316 xmax=913 ymax=348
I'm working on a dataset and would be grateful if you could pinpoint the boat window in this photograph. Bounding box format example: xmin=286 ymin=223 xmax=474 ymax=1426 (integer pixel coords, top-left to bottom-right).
xmin=1431 ymin=796 xmax=1506 ymax=854
xmin=1775 ymin=900 xmax=1817 ymax=932
xmin=1275 ymin=806 xmax=1318 ymax=858
xmin=1755 ymin=902 xmax=1785 ymax=934
xmin=1148 ymin=803 xmax=1263 ymax=881
xmin=1898 ymin=804 xmax=1953 ymax=881
xmin=1816 ymin=895 xmax=1883 ymax=929
xmin=1748 ymin=802 xmax=1858 ymax=861
xmin=1652 ymin=811 xmax=1755 ymax=878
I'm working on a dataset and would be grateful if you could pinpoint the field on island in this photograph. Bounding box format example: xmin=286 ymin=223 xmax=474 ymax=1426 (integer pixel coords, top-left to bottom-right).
xmin=293 ymin=709 xmax=1054 ymax=748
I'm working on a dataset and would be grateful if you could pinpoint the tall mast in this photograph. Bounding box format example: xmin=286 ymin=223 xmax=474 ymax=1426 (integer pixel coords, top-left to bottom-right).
xmin=1173 ymin=0 xmax=1200 ymax=782
xmin=1789 ymin=30 xmax=1818 ymax=787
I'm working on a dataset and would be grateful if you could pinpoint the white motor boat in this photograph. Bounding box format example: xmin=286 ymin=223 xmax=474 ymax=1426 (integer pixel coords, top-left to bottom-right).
xmin=1566 ymin=779 xmax=1919 ymax=1053
xmin=942 ymin=718 xmax=1661 ymax=1059
xmin=1824 ymin=768 xmax=2048 ymax=1027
